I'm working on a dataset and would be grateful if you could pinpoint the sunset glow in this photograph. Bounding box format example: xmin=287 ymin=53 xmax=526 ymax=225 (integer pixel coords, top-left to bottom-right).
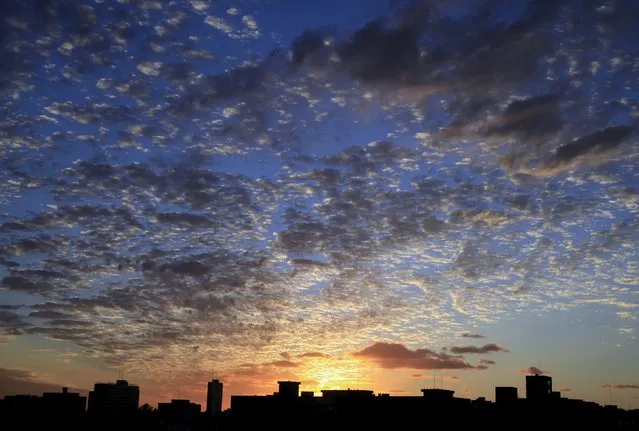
xmin=1 ymin=0 xmax=638 ymax=414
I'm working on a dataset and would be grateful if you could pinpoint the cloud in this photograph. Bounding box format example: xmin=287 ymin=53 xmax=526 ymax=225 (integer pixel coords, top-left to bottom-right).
xmin=601 ymin=384 xmax=639 ymax=390
xmin=0 ymin=367 xmax=86 ymax=397
xmin=522 ymin=126 xmax=635 ymax=177
xmin=0 ymin=0 xmax=638 ymax=396
xmin=298 ymin=352 xmax=328 ymax=359
xmin=558 ymin=388 xmax=571 ymax=392
xmin=352 ymin=342 xmax=474 ymax=370
xmin=267 ymin=360 xmax=300 ymax=368
xmin=479 ymin=359 xmax=496 ymax=365
xmin=461 ymin=333 xmax=486 ymax=339
xmin=520 ymin=367 xmax=550 ymax=375
xmin=2 ymin=276 xmax=47 ymax=292
xmin=449 ymin=344 xmax=509 ymax=355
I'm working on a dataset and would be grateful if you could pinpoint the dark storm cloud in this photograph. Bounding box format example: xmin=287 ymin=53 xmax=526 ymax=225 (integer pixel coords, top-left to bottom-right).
xmin=449 ymin=344 xmax=509 ymax=354
xmin=353 ymin=342 xmax=474 ymax=370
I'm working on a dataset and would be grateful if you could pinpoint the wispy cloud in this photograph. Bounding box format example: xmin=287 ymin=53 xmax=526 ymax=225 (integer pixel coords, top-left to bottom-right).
xmin=450 ymin=344 xmax=509 ymax=355
xmin=461 ymin=333 xmax=486 ymax=339
xmin=602 ymin=384 xmax=639 ymax=390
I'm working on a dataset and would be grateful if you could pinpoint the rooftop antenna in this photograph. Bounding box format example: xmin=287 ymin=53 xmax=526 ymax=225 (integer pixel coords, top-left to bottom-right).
xmin=609 ymin=386 xmax=612 ymax=403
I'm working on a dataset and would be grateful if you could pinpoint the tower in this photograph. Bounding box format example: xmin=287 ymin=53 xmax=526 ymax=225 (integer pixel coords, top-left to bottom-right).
xmin=525 ymin=373 xmax=552 ymax=401
xmin=87 ymin=380 xmax=139 ymax=417
xmin=206 ymin=379 xmax=223 ymax=416
xmin=277 ymin=381 xmax=300 ymax=400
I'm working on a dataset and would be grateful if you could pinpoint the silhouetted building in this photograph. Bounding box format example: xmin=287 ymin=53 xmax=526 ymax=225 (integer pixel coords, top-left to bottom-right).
xmin=206 ymin=379 xmax=223 ymax=415
xmin=526 ymin=374 xmax=552 ymax=401
xmin=277 ymin=381 xmax=300 ymax=399
xmin=223 ymin=377 xmax=639 ymax=431
xmin=0 ymin=395 xmax=40 ymax=416
xmin=321 ymin=389 xmax=375 ymax=400
xmin=158 ymin=399 xmax=201 ymax=423
xmin=88 ymin=380 xmax=139 ymax=417
xmin=421 ymin=388 xmax=455 ymax=400
xmin=495 ymin=386 xmax=518 ymax=403
xmin=41 ymin=387 xmax=87 ymax=416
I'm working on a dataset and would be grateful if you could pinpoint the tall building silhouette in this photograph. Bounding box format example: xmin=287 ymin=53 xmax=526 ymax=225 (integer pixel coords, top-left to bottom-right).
xmin=87 ymin=380 xmax=139 ymax=416
xmin=277 ymin=381 xmax=300 ymax=400
xmin=526 ymin=373 xmax=552 ymax=401
xmin=206 ymin=379 xmax=223 ymax=415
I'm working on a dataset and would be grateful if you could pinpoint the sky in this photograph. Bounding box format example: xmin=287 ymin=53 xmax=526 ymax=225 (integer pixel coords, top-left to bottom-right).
xmin=0 ymin=0 xmax=638 ymax=411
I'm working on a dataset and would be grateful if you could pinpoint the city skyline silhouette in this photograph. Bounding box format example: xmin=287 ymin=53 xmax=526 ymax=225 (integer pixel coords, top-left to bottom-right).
xmin=1 ymin=370 xmax=638 ymax=430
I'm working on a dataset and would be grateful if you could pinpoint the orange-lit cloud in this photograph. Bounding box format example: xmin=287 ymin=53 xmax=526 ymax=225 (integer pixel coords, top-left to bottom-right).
xmin=352 ymin=342 xmax=474 ymax=370
xmin=520 ymin=367 xmax=550 ymax=375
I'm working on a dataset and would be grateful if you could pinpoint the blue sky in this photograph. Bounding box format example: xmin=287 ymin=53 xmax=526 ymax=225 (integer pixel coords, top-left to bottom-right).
xmin=0 ymin=0 xmax=638 ymax=409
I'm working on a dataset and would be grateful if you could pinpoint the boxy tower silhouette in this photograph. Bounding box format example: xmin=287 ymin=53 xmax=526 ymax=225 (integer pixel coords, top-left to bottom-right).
xmin=525 ymin=373 xmax=552 ymax=401
xmin=206 ymin=379 xmax=223 ymax=416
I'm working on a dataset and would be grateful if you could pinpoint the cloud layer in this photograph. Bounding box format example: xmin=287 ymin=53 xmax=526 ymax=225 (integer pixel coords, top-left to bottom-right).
xmin=0 ymin=0 xmax=637 ymax=390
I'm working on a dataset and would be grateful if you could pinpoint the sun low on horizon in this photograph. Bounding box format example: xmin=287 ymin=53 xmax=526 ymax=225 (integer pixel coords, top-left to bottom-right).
xmin=1 ymin=0 xmax=638 ymax=413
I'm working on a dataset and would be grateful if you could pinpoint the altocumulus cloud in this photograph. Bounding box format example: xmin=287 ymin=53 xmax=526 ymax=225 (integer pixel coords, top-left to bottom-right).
xmin=0 ymin=0 xmax=638 ymax=386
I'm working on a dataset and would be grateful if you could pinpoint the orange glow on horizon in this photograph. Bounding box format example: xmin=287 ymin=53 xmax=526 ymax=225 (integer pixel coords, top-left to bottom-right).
xmin=299 ymin=358 xmax=374 ymax=392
